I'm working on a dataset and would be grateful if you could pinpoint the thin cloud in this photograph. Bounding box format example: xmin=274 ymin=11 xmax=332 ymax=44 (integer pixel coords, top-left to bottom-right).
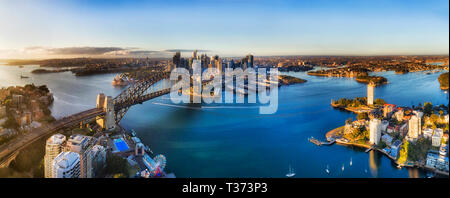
xmin=164 ymin=49 xmax=210 ymax=53
xmin=1 ymin=46 xmax=213 ymax=59
xmin=47 ymin=47 xmax=125 ymax=55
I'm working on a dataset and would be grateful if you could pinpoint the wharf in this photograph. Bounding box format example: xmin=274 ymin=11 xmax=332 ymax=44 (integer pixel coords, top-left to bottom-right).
xmin=309 ymin=137 xmax=335 ymax=146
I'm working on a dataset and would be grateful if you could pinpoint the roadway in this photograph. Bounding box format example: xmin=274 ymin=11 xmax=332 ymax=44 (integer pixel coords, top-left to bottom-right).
xmin=0 ymin=108 xmax=104 ymax=164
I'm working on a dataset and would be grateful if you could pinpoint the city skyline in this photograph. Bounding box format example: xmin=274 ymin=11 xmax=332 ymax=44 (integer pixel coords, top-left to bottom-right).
xmin=0 ymin=0 xmax=449 ymax=59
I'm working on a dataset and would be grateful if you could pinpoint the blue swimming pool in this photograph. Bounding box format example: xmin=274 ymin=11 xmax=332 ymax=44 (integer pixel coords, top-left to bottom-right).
xmin=114 ymin=138 xmax=129 ymax=152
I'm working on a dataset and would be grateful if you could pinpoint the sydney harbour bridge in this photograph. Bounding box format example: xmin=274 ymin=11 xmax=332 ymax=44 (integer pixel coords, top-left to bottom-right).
xmin=0 ymin=67 xmax=174 ymax=167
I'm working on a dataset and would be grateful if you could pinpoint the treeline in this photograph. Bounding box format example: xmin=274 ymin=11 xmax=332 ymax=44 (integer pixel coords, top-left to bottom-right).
xmin=438 ymin=72 xmax=449 ymax=90
xmin=333 ymin=97 xmax=386 ymax=107
xmin=355 ymin=75 xmax=388 ymax=85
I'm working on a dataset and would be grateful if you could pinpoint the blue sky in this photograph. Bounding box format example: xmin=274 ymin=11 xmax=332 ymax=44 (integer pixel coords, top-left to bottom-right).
xmin=0 ymin=0 xmax=448 ymax=58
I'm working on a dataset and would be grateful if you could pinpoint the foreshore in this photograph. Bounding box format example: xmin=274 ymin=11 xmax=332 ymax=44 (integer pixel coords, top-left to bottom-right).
xmin=324 ymin=126 xmax=449 ymax=177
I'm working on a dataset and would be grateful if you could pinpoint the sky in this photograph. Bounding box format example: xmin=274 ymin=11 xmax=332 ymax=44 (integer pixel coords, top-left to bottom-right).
xmin=0 ymin=0 xmax=448 ymax=59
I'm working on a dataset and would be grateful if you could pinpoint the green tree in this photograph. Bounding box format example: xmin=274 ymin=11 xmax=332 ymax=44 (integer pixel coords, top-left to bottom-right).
xmin=374 ymin=98 xmax=386 ymax=105
xmin=357 ymin=112 xmax=369 ymax=120
xmin=423 ymin=102 xmax=433 ymax=116
xmin=438 ymin=72 xmax=449 ymax=89
xmin=2 ymin=116 xmax=19 ymax=129
xmin=105 ymin=154 xmax=129 ymax=178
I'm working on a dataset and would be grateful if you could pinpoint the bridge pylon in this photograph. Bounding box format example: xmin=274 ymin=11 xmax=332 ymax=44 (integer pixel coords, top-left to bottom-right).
xmin=96 ymin=93 xmax=116 ymax=131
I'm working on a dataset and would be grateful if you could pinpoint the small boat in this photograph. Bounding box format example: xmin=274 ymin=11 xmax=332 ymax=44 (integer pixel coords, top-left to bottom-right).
xmin=20 ymin=75 xmax=29 ymax=79
xmin=341 ymin=164 xmax=345 ymax=172
xmin=349 ymin=158 xmax=352 ymax=166
xmin=325 ymin=165 xmax=330 ymax=174
xmin=286 ymin=164 xmax=295 ymax=178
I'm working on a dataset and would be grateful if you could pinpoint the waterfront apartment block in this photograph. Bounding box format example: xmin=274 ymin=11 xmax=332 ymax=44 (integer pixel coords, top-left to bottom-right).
xmin=67 ymin=134 xmax=93 ymax=178
xmin=44 ymin=134 xmax=67 ymax=178
xmin=369 ymin=118 xmax=381 ymax=145
xmin=408 ymin=115 xmax=421 ymax=140
xmin=52 ymin=152 xmax=81 ymax=178
xmin=43 ymin=133 xmax=107 ymax=178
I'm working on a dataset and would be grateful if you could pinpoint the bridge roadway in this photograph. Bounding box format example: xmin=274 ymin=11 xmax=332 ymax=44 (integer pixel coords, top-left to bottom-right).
xmin=0 ymin=108 xmax=104 ymax=165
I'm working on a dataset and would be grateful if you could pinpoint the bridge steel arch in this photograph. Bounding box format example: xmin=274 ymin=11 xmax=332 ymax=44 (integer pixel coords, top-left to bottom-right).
xmin=113 ymin=71 xmax=172 ymax=124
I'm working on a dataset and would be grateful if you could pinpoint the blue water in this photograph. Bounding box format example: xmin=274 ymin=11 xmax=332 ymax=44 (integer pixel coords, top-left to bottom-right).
xmin=120 ymin=71 xmax=448 ymax=178
xmin=1 ymin=65 xmax=448 ymax=177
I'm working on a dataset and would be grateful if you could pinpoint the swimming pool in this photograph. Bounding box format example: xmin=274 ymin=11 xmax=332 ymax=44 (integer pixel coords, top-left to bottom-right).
xmin=114 ymin=138 xmax=129 ymax=152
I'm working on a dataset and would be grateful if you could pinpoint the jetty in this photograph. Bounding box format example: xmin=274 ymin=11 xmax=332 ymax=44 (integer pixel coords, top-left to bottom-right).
xmin=309 ymin=137 xmax=335 ymax=146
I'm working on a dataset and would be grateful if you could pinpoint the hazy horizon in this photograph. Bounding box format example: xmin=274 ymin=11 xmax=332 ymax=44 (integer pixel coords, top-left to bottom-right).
xmin=1 ymin=53 xmax=450 ymax=62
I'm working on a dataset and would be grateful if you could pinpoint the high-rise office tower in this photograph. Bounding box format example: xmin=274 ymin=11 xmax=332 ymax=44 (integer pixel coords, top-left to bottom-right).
xmin=173 ymin=51 xmax=181 ymax=68
xmin=214 ymin=58 xmax=222 ymax=73
xmin=247 ymin=54 xmax=254 ymax=68
xmin=52 ymin=152 xmax=81 ymax=178
xmin=44 ymin=134 xmax=66 ymax=178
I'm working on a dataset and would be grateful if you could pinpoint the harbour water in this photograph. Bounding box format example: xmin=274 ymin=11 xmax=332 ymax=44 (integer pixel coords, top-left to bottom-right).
xmin=1 ymin=64 xmax=448 ymax=178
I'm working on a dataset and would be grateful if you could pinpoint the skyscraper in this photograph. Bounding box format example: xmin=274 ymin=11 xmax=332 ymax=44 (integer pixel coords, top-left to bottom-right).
xmin=52 ymin=152 xmax=81 ymax=178
xmin=367 ymin=83 xmax=375 ymax=106
xmin=173 ymin=51 xmax=181 ymax=68
xmin=44 ymin=134 xmax=66 ymax=178
xmin=369 ymin=118 xmax=381 ymax=145
xmin=214 ymin=56 xmax=222 ymax=73
xmin=247 ymin=54 xmax=254 ymax=68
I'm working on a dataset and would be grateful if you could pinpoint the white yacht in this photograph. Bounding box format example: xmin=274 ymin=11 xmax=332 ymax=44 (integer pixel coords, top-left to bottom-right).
xmin=286 ymin=165 xmax=295 ymax=177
